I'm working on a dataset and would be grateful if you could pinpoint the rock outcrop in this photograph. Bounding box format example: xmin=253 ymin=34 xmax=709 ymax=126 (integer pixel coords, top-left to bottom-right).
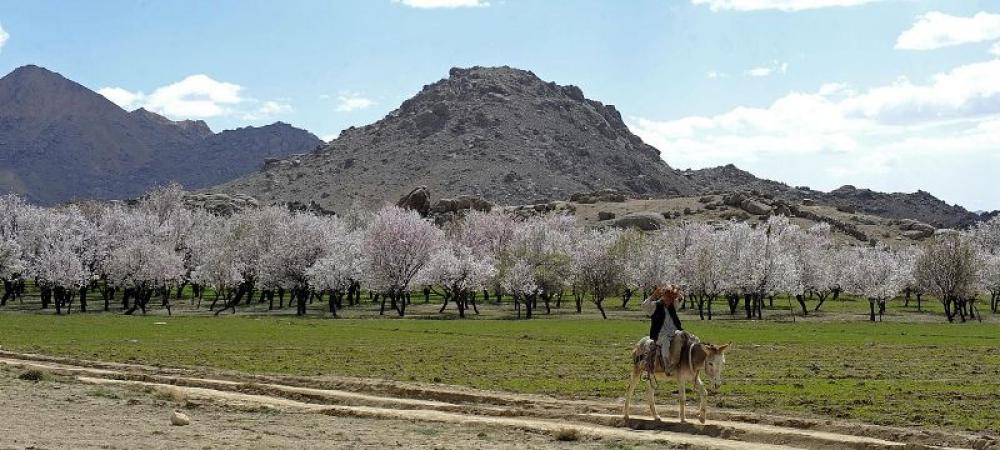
xmin=396 ymin=186 xmax=432 ymax=217
xmin=608 ymin=212 xmax=667 ymax=231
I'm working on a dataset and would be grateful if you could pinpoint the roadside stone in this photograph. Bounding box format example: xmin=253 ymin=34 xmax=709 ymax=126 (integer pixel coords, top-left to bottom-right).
xmin=170 ymin=411 xmax=190 ymax=426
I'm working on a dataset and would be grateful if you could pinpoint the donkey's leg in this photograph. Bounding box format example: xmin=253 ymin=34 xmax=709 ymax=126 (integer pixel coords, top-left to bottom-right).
xmin=678 ymin=378 xmax=687 ymax=423
xmin=624 ymin=366 xmax=639 ymax=420
xmin=694 ymin=375 xmax=707 ymax=424
xmin=645 ymin=378 xmax=660 ymax=421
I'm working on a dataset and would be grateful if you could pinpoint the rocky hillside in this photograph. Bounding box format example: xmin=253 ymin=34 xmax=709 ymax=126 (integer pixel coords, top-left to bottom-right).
xmin=0 ymin=65 xmax=321 ymax=205
xmin=683 ymin=164 xmax=982 ymax=229
xmin=214 ymin=66 xmax=695 ymax=213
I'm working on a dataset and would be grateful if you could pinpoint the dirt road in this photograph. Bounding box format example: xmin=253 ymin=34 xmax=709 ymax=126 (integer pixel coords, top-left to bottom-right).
xmin=0 ymin=351 xmax=993 ymax=450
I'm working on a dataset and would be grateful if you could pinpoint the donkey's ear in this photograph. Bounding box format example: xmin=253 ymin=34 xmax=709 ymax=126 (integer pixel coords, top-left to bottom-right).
xmin=716 ymin=343 xmax=731 ymax=353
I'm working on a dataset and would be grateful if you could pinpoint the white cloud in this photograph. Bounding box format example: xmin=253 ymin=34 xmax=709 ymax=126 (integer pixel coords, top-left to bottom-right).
xmin=992 ymin=42 xmax=1000 ymax=57
xmin=336 ymin=93 xmax=376 ymax=112
xmin=744 ymin=61 xmax=787 ymax=77
xmin=257 ymin=100 xmax=293 ymax=115
xmin=839 ymin=59 xmax=1000 ymax=124
xmin=691 ymin=0 xmax=882 ymax=12
xmin=320 ymin=133 xmax=338 ymax=142
xmin=630 ymin=58 xmax=1000 ymax=185
xmin=0 ymin=23 xmax=8 ymax=52
xmin=896 ymin=11 xmax=1000 ymax=50
xmin=98 ymin=75 xmax=291 ymax=121
xmin=98 ymin=87 xmax=145 ymax=109
xmin=142 ymin=74 xmax=243 ymax=118
xmin=393 ymin=0 xmax=489 ymax=8
xmin=707 ymin=70 xmax=727 ymax=79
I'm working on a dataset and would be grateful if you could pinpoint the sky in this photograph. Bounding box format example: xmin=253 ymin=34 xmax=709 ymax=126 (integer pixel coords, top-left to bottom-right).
xmin=1 ymin=0 xmax=999 ymax=210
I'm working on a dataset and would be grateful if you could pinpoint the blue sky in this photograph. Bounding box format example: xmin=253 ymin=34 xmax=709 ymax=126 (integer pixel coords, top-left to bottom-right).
xmin=1 ymin=0 xmax=999 ymax=210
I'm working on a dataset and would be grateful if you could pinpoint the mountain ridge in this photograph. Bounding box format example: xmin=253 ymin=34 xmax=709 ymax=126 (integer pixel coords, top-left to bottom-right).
xmin=0 ymin=65 xmax=322 ymax=205
xmin=683 ymin=164 xmax=983 ymax=229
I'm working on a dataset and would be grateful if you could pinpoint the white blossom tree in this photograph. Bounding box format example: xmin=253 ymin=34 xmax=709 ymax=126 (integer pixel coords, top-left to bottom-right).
xmin=423 ymin=241 xmax=496 ymax=318
xmin=914 ymin=232 xmax=982 ymax=322
xmin=364 ymin=206 xmax=443 ymax=316
xmin=572 ymin=228 xmax=631 ymax=319
xmin=847 ymin=245 xmax=906 ymax=322
xmin=504 ymin=214 xmax=575 ymax=318
xmin=455 ymin=210 xmax=517 ymax=303
xmin=786 ymin=223 xmax=839 ymax=316
xmin=972 ymin=216 xmax=1000 ymax=313
xmin=305 ymin=220 xmax=365 ymax=317
xmin=0 ymin=195 xmax=25 ymax=306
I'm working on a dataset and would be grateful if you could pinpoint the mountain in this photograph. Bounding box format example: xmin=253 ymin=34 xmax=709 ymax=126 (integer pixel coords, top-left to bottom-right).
xmin=0 ymin=65 xmax=322 ymax=205
xmin=683 ymin=164 xmax=982 ymax=229
xmin=213 ymin=66 xmax=695 ymax=212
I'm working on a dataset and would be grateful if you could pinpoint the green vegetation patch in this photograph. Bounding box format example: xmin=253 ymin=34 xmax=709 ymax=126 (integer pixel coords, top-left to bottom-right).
xmin=0 ymin=314 xmax=998 ymax=432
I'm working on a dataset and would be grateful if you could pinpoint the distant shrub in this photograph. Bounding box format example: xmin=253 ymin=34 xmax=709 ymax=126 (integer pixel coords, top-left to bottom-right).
xmin=554 ymin=428 xmax=581 ymax=442
xmin=18 ymin=368 xmax=50 ymax=381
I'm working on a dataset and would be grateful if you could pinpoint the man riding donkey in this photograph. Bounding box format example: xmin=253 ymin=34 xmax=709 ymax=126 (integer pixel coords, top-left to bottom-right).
xmin=624 ymin=285 xmax=730 ymax=424
xmin=641 ymin=284 xmax=692 ymax=377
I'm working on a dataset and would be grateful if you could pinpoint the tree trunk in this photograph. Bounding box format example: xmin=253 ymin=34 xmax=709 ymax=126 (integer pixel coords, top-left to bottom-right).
xmin=328 ymin=290 xmax=339 ymax=318
xmin=796 ymin=294 xmax=808 ymax=316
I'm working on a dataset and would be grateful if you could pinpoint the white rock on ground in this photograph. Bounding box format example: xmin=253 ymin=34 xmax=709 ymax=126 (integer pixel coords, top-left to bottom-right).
xmin=170 ymin=411 xmax=190 ymax=426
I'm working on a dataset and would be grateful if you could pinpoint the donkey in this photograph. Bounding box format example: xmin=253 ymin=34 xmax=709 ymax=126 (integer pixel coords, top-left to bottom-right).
xmin=623 ymin=332 xmax=730 ymax=424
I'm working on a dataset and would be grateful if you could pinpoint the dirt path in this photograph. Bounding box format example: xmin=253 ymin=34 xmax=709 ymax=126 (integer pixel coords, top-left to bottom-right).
xmin=0 ymin=351 xmax=993 ymax=450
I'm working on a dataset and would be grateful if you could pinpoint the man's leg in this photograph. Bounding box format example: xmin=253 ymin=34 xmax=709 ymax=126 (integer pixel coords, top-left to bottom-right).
xmin=666 ymin=330 xmax=685 ymax=375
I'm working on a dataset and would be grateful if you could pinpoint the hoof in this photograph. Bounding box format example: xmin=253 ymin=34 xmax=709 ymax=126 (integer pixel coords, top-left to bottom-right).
xmin=653 ymin=416 xmax=662 ymax=422
xmin=623 ymin=415 xmax=630 ymax=421
xmin=699 ymin=416 xmax=706 ymax=424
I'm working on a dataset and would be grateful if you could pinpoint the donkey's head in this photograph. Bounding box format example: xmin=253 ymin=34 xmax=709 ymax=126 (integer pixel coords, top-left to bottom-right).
xmin=702 ymin=343 xmax=731 ymax=390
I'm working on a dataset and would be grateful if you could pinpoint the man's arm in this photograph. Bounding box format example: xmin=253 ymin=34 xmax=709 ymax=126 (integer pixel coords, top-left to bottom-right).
xmin=640 ymin=296 xmax=656 ymax=316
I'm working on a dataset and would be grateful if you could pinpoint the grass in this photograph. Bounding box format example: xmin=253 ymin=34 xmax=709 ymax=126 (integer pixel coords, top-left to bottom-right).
xmin=0 ymin=313 xmax=998 ymax=433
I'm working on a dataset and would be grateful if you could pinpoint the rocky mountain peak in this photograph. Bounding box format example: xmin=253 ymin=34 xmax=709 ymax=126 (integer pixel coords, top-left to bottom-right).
xmin=215 ymin=66 xmax=694 ymax=213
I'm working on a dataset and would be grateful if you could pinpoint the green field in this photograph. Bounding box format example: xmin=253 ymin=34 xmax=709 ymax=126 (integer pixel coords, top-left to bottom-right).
xmin=1 ymin=312 xmax=998 ymax=433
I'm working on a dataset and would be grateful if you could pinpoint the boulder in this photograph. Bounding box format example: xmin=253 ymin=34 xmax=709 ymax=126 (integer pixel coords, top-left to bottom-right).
xmin=569 ymin=189 xmax=626 ymax=204
xmin=396 ymin=186 xmax=431 ymax=217
xmin=741 ymin=199 xmax=772 ymax=216
xmin=801 ymin=198 xmax=816 ymax=206
xmin=903 ymin=229 xmax=932 ymax=240
xmin=432 ymin=195 xmax=492 ymax=214
xmin=722 ymin=192 xmax=747 ymax=208
xmin=170 ymin=411 xmax=190 ymax=426
xmin=720 ymin=210 xmax=750 ymax=221
xmin=597 ymin=211 xmax=616 ymax=221
xmin=611 ymin=212 xmax=667 ymax=231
